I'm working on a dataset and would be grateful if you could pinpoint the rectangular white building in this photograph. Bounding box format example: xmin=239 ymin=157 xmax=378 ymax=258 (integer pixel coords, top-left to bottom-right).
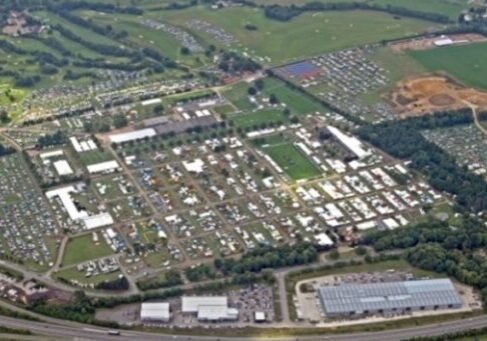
xmin=53 ymin=160 xmax=74 ymax=176
xmin=140 ymin=303 xmax=170 ymax=323
xmin=181 ymin=296 xmax=238 ymax=321
xmin=109 ymin=128 xmax=156 ymax=144
xmin=87 ymin=160 xmax=120 ymax=174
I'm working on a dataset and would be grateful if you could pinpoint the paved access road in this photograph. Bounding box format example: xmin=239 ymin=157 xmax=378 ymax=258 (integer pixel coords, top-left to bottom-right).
xmin=2 ymin=315 xmax=487 ymax=341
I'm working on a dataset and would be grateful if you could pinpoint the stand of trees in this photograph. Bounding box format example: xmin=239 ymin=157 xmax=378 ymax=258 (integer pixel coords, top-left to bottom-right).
xmin=136 ymin=269 xmax=183 ymax=291
xmin=95 ymin=276 xmax=129 ymax=291
xmin=36 ymin=131 xmax=66 ymax=149
xmin=215 ymin=242 xmax=318 ymax=275
xmin=357 ymin=110 xmax=487 ymax=213
xmin=363 ymin=216 xmax=487 ymax=302
xmin=218 ymin=51 xmax=261 ymax=74
xmin=0 ymin=143 xmax=15 ymax=157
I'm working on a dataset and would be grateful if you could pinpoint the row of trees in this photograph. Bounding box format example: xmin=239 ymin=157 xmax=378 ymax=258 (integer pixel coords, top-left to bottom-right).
xmin=46 ymin=1 xmax=143 ymax=15
xmin=136 ymin=269 xmax=183 ymax=291
xmin=263 ymin=2 xmax=452 ymax=23
xmin=357 ymin=110 xmax=487 ymax=213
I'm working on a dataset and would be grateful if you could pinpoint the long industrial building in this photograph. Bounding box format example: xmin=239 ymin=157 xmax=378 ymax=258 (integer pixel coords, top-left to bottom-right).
xmin=318 ymin=278 xmax=462 ymax=317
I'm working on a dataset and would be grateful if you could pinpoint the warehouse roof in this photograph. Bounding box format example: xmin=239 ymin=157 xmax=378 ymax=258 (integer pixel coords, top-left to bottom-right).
xmin=319 ymin=279 xmax=462 ymax=315
xmin=141 ymin=303 xmax=170 ymax=320
xmin=87 ymin=160 xmax=120 ymax=174
xmin=197 ymin=306 xmax=238 ymax=321
xmin=182 ymin=296 xmax=227 ymax=313
xmin=109 ymin=128 xmax=156 ymax=144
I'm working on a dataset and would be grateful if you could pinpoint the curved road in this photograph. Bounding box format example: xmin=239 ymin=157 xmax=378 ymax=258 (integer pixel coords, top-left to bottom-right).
xmin=1 ymin=314 xmax=487 ymax=340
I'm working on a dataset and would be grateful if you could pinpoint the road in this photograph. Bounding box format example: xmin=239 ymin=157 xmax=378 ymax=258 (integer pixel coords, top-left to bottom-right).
xmin=2 ymin=314 xmax=487 ymax=341
xmin=463 ymin=100 xmax=487 ymax=137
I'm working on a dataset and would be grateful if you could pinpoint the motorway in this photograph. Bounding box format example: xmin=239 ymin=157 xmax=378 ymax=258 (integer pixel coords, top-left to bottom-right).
xmin=2 ymin=314 xmax=487 ymax=341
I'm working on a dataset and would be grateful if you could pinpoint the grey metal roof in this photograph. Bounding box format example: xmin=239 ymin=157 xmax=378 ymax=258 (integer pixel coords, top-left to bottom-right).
xmin=319 ymin=279 xmax=462 ymax=315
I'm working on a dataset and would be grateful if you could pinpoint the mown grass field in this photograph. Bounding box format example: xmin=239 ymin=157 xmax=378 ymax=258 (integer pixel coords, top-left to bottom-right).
xmin=262 ymin=142 xmax=321 ymax=180
xmin=262 ymin=78 xmax=323 ymax=115
xmin=408 ymin=42 xmax=487 ymax=90
xmin=75 ymin=10 xmax=202 ymax=66
xmin=230 ymin=109 xmax=286 ymax=129
xmin=151 ymin=6 xmax=440 ymax=65
xmin=63 ymin=234 xmax=113 ymax=266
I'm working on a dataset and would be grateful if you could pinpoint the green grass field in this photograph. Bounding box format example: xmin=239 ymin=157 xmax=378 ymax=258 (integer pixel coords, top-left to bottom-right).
xmin=151 ymin=6 xmax=440 ymax=66
xmin=230 ymin=109 xmax=286 ymax=129
xmin=409 ymin=42 xmax=487 ymax=90
xmin=363 ymin=47 xmax=425 ymax=103
xmin=263 ymin=78 xmax=323 ymax=115
xmin=62 ymin=234 xmax=113 ymax=267
xmin=0 ymin=84 xmax=26 ymax=106
xmin=75 ymin=10 xmax=202 ymax=66
xmin=262 ymin=142 xmax=321 ymax=180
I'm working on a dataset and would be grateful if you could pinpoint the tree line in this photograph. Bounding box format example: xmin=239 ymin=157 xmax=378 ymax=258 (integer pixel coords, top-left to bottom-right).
xmin=262 ymin=2 xmax=452 ymax=24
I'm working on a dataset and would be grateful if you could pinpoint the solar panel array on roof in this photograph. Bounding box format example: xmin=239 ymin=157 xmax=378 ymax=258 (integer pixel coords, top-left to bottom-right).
xmin=319 ymin=279 xmax=462 ymax=317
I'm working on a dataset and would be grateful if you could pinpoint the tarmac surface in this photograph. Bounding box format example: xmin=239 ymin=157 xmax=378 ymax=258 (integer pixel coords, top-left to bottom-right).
xmin=2 ymin=314 xmax=487 ymax=341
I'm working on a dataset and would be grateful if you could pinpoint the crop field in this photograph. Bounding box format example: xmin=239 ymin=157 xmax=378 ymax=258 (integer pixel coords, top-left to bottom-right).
xmin=262 ymin=142 xmax=321 ymax=180
xmin=151 ymin=6 xmax=439 ymax=66
xmin=408 ymin=42 xmax=487 ymax=90
xmin=63 ymin=234 xmax=113 ymax=266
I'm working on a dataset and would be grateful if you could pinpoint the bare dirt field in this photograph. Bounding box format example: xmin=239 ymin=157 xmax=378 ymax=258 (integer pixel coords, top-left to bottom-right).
xmin=390 ymin=33 xmax=487 ymax=53
xmin=388 ymin=75 xmax=487 ymax=118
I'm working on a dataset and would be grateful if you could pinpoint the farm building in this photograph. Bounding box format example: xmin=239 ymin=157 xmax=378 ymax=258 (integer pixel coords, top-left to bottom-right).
xmin=318 ymin=279 xmax=462 ymax=317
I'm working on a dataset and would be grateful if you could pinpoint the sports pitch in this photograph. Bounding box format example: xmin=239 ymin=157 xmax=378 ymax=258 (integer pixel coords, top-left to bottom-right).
xmin=262 ymin=142 xmax=322 ymax=180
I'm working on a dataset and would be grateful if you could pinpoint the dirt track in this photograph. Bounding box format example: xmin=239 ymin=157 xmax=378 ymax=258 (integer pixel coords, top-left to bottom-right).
xmin=388 ymin=75 xmax=487 ymax=118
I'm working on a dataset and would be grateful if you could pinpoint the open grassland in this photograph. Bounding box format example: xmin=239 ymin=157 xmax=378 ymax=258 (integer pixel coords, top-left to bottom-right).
xmin=35 ymin=11 xmax=120 ymax=47
xmin=362 ymin=47 xmax=425 ymax=104
xmin=151 ymin=6 xmax=440 ymax=66
xmin=75 ymin=10 xmax=201 ymax=66
xmin=262 ymin=142 xmax=321 ymax=180
xmin=62 ymin=234 xmax=113 ymax=267
xmin=0 ymin=84 xmax=26 ymax=106
xmin=409 ymin=42 xmax=487 ymax=90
